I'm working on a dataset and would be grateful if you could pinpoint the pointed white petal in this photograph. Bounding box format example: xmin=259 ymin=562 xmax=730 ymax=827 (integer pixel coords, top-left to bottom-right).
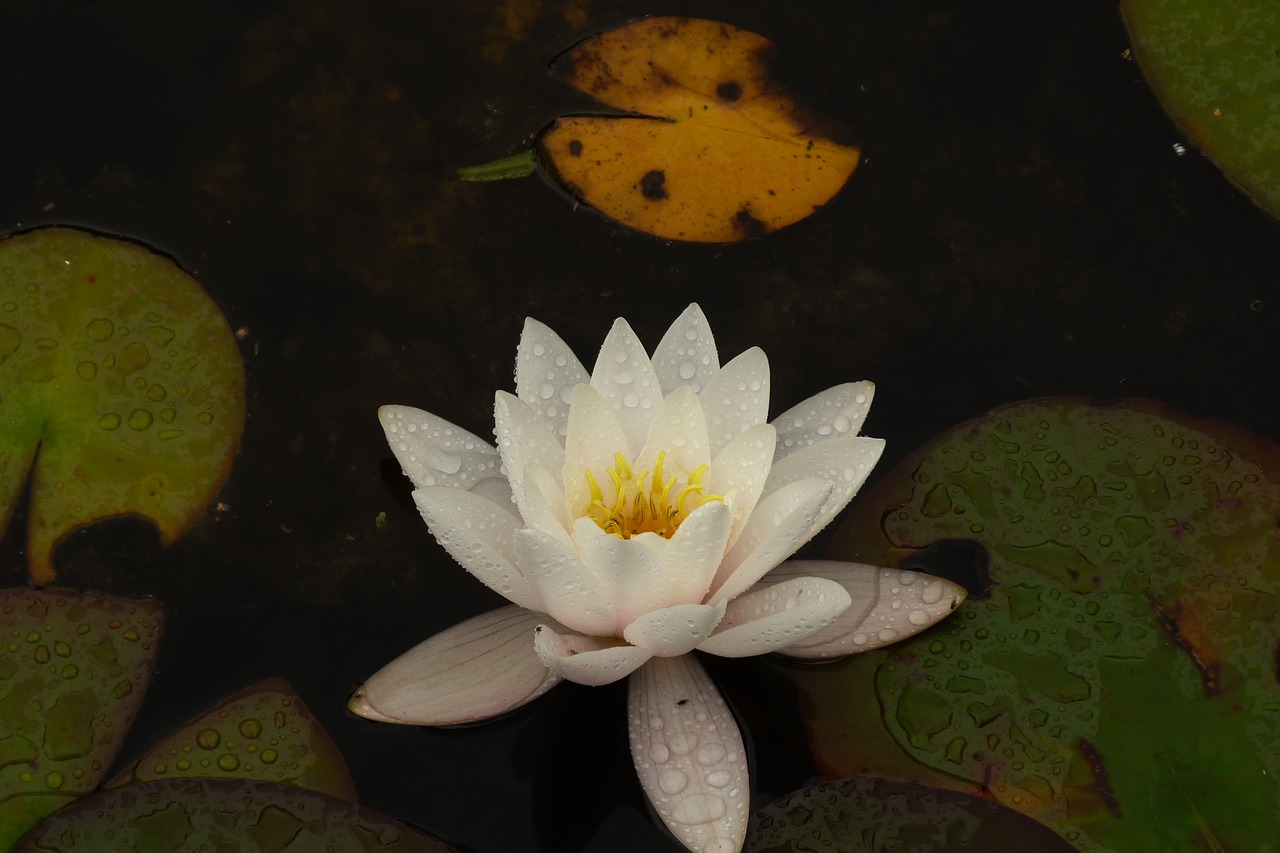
xmin=513 ymin=528 xmax=616 ymax=636
xmin=706 ymin=423 xmax=776 ymax=552
xmin=563 ymin=384 xmax=631 ymax=516
xmin=697 ymin=576 xmax=851 ymax=658
xmin=412 ymin=487 xmax=541 ymax=611
xmin=762 ymin=435 xmax=885 ymax=543
xmin=516 ymin=317 xmax=589 ymax=440
xmin=494 ymin=391 xmax=566 ymax=513
xmin=628 ymin=656 xmax=748 ymax=853
xmin=697 ymin=347 xmax=770 ymax=457
xmin=707 ymin=478 xmax=832 ymax=605
xmin=771 ymin=381 xmax=876 ymax=463
xmin=513 ymin=462 xmax=574 ymax=547
xmin=589 ymin=317 xmax=664 ymax=453
xmin=636 ymin=385 xmax=712 ymax=477
xmin=623 ymin=602 xmax=726 ymax=656
xmin=577 ymin=520 xmax=673 ymax=627
xmin=764 ymin=561 xmax=968 ymax=659
xmin=651 ymin=303 xmax=720 ymax=395
xmin=533 ymin=624 xmax=652 ymax=686
xmin=656 ymin=500 xmax=733 ymax=606
xmin=348 ymin=605 xmax=560 ymax=725
xmin=379 ymin=405 xmax=506 ymax=498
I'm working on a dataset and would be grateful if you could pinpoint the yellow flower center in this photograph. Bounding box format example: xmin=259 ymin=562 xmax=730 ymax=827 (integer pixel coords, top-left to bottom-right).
xmin=583 ymin=450 xmax=723 ymax=539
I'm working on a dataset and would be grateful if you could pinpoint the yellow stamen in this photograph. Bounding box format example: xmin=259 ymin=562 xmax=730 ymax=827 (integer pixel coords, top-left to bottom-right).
xmin=583 ymin=450 xmax=724 ymax=539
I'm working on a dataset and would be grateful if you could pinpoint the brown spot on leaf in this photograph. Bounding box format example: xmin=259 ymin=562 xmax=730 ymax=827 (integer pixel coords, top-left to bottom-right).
xmin=732 ymin=207 xmax=768 ymax=238
xmin=716 ymin=80 xmax=742 ymax=102
xmin=1076 ymin=738 xmax=1122 ymax=817
xmin=568 ymin=140 xmax=583 ymax=157
xmin=1147 ymin=592 xmax=1221 ymax=695
xmin=639 ymin=170 xmax=667 ymax=200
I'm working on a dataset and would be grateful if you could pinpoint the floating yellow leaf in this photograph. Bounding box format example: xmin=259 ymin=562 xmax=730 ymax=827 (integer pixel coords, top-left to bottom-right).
xmin=0 ymin=228 xmax=245 ymax=585
xmin=537 ymin=17 xmax=860 ymax=242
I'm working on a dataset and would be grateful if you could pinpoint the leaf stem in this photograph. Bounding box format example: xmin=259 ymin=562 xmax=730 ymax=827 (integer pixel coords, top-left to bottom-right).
xmin=456 ymin=149 xmax=537 ymax=182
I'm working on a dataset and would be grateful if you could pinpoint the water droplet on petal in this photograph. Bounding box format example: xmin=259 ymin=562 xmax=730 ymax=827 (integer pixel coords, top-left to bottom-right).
xmin=669 ymin=731 xmax=698 ymax=755
xmin=695 ymin=742 xmax=726 ymax=765
xmin=650 ymin=743 xmax=670 ymax=763
xmin=658 ymin=767 xmax=688 ymax=794
xmin=671 ymin=793 xmax=726 ymax=825
xmin=908 ymin=609 xmax=931 ymax=626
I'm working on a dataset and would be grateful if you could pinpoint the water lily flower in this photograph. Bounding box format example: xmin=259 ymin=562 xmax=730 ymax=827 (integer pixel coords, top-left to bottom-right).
xmin=350 ymin=305 xmax=966 ymax=852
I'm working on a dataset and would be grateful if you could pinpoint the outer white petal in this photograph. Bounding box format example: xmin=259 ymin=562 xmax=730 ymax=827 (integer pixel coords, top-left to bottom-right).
xmin=379 ymin=405 xmax=507 ymax=500
xmin=412 ymin=487 xmax=541 ymax=612
xmin=516 ymin=317 xmax=589 ymax=440
xmin=762 ymin=435 xmax=886 ymax=542
xmin=707 ymin=478 xmax=832 ymax=606
xmin=651 ymin=303 xmax=720 ymax=395
xmin=534 ymin=624 xmax=653 ymax=686
xmin=563 ymin=384 xmax=632 ymax=516
xmin=623 ymin=602 xmax=727 ymax=657
xmin=494 ymin=391 xmax=566 ymax=515
xmin=513 ymin=527 xmax=616 ymax=636
xmin=635 ymin=384 xmax=712 ymax=477
xmin=697 ymin=576 xmax=851 ymax=658
xmin=655 ymin=501 xmax=732 ymax=607
xmin=576 ymin=519 xmax=673 ymax=628
xmin=771 ymin=381 xmax=876 ymax=463
xmin=705 ymin=423 xmax=776 ymax=552
xmin=698 ymin=347 xmax=770 ymax=457
xmin=348 ymin=605 xmax=560 ymax=725
xmin=628 ymin=656 xmax=748 ymax=853
xmin=764 ymin=560 xmax=968 ymax=659
xmin=590 ymin=318 xmax=664 ymax=453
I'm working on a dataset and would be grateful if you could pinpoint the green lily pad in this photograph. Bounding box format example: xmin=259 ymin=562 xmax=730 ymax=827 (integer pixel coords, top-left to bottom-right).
xmin=0 ymin=587 xmax=163 ymax=849
xmin=1122 ymin=0 xmax=1280 ymax=218
xmin=747 ymin=777 xmax=1075 ymax=852
xmin=105 ymin=677 xmax=357 ymax=801
xmin=796 ymin=398 xmax=1280 ymax=851
xmin=0 ymin=227 xmax=246 ymax=586
xmin=13 ymin=778 xmax=457 ymax=852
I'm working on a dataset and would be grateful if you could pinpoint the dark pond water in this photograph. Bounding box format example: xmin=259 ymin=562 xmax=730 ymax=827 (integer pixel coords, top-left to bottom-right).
xmin=2 ymin=1 xmax=1278 ymax=851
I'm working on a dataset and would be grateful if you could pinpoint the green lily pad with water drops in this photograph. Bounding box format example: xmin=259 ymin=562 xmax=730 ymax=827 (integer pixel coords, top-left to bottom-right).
xmin=794 ymin=398 xmax=1280 ymax=852
xmin=1122 ymin=0 xmax=1280 ymax=218
xmin=0 ymin=227 xmax=245 ymax=586
xmin=0 ymin=587 xmax=163 ymax=850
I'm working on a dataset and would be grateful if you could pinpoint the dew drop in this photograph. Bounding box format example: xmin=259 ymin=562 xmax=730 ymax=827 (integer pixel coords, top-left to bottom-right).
xmin=921 ymin=582 xmax=945 ymax=605
xmin=704 ymin=769 xmax=731 ymax=787
xmin=878 ymin=628 xmax=899 ymax=642
xmin=239 ymin=719 xmax=262 ymax=739
xmin=669 ymin=732 xmax=699 ymax=755
xmin=217 ymin=753 xmax=240 ymax=771
xmin=196 ymin=728 xmax=221 ymax=750
xmin=671 ymin=793 xmax=726 ymax=825
xmin=908 ymin=609 xmax=931 ymax=626
xmin=658 ymin=768 xmax=688 ymax=794
xmin=650 ymin=743 xmax=670 ymax=763
xmin=679 ymin=360 xmax=697 ymax=380
xmin=695 ymin=742 xmax=726 ymax=766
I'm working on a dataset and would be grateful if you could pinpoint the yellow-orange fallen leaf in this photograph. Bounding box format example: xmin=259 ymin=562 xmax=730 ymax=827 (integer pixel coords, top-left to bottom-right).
xmin=537 ymin=17 xmax=860 ymax=243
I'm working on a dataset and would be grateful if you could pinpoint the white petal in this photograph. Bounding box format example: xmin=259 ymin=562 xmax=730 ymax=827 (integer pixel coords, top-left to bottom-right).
xmin=628 ymin=656 xmax=748 ymax=853
xmin=623 ymin=602 xmax=726 ymax=656
xmin=412 ymin=487 xmax=541 ymax=611
xmin=656 ymin=501 xmax=733 ymax=607
xmin=651 ymin=303 xmax=720 ymax=395
xmin=534 ymin=624 xmax=652 ymax=686
xmin=706 ymin=423 xmax=776 ymax=552
xmin=771 ymin=381 xmax=876 ymax=463
xmin=577 ymin=520 xmax=673 ymax=628
xmin=765 ymin=560 xmax=968 ymax=659
xmin=697 ymin=576 xmax=851 ymax=657
xmin=636 ymin=385 xmax=712 ymax=478
xmin=379 ymin=405 xmax=506 ymax=498
xmin=516 ymin=317 xmax=589 ymax=440
xmin=590 ymin=317 xmax=664 ymax=453
xmin=563 ymin=383 xmax=631 ymax=516
xmin=494 ymin=391 xmax=566 ymax=514
xmin=697 ymin=347 xmax=771 ymax=458
xmin=348 ymin=605 xmax=560 ymax=725
xmin=762 ymin=435 xmax=886 ymax=542
xmin=513 ymin=462 xmax=574 ymax=547
xmin=513 ymin=528 xmax=616 ymax=636
xmin=707 ymin=478 xmax=832 ymax=605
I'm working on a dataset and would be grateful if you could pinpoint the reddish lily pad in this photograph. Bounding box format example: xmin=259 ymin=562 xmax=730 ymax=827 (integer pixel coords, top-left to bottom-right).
xmin=796 ymin=398 xmax=1280 ymax=851
xmin=12 ymin=778 xmax=457 ymax=852
xmin=105 ymin=677 xmax=357 ymax=801
xmin=0 ymin=227 xmax=246 ymax=585
xmin=0 ymin=587 xmax=163 ymax=849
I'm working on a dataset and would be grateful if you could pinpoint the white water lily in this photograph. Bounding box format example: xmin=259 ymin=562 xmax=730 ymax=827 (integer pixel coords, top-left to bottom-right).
xmin=350 ymin=305 xmax=966 ymax=853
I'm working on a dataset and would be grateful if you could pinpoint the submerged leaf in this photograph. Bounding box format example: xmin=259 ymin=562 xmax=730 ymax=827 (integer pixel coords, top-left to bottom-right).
xmin=538 ymin=17 xmax=860 ymax=242
xmin=0 ymin=227 xmax=246 ymax=585
xmin=0 ymin=588 xmax=163 ymax=849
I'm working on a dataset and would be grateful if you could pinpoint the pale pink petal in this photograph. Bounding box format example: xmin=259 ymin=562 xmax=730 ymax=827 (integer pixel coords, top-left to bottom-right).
xmin=697 ymin=576 xmax=851 ymax=657
xmin=705 ymin=423 xmax=776 ymax=552
xmin=494 ymin=391 xmax=565 ymax=513
xmin=379 ymin=405 xmax=506 ymax=499
xmin=764 ymin=560 xmax=968 ymax=659
xmin=656 ymin=501 xmax=732 ymax=606
xmin=576 ymin=520 xmax=672 ymax=628
xmin=534 ymin=624 xmax=653 ymax=686
xmin=589 ymin=317 xmax=664 ymax=453
xmin=513 ymin=528 xmax=615 ymax=636
xmin=628 ymin=656 xmax=748 ymax=853
xmin=635 ymin=384 xmax=712 ymax=478
xmin=762 ymin=435 xmax=885 ymax=542
xmin=623 ymin=603 xmax=726 ymax=657
xmin=412 ymin=487 xmax=540 ymax=611
xmin=563 ymin=384 xmax=631 ymax=516
xmin=697 ymin=347 xmax=770 ymax=456
xmin=707 ymin=478 xmax=832 ymax=605
xmin=348 ymin=606 xmax=559 ymax=725
xmin=516 ymin=317 xmax=589 ymax=440
xmin=651 ymin=304 xmax=720 ymax=395
xmin=771 ymin=381 xmax=876 ymax=463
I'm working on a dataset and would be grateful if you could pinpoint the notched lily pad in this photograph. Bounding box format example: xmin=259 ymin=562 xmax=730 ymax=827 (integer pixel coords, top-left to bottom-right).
xmin=13 ymin=778 xmax=457 ymax=852
xmin=748 ymin=777 xmax=1075 ymax=852
xmin=105 ymin=677 xmax=357 ymax=800
xmin=798 ymin=398 xmax=1280 ymax=851
xmin=0 ymin=227 xmax=246 ymax=585
xmin=0 ymin=587 xmax=163 ymax=849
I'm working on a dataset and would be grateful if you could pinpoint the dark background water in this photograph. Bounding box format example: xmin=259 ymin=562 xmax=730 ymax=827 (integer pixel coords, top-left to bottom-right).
xmin=2 ymin=1 xmax=1278 ymax=850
